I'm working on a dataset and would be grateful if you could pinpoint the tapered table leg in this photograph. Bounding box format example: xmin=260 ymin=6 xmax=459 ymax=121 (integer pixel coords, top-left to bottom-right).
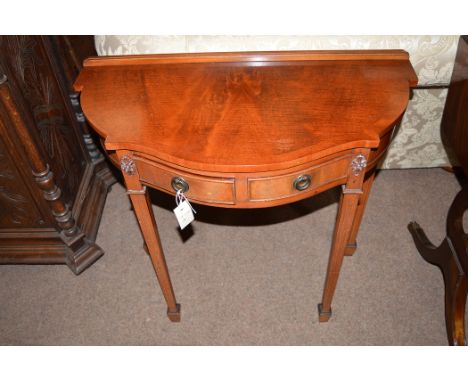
xmin=118 ymin=151 xmax=181 ymax=322
xmin=318 ymin=187 xmax=362 ymax=322
xmin=129 ymin=189 xmax=181 ymax=322
xmin=318 ymin=150 xmax=369 ymax=322
xmin=345 ymin=172 xmax=376 ymax=256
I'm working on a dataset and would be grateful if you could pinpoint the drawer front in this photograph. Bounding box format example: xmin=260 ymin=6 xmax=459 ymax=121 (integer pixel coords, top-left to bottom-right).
xmin=248 ymin=156 xmax=350 ymax=202
xmin=135 ymin=158 xmax=236 ymax=205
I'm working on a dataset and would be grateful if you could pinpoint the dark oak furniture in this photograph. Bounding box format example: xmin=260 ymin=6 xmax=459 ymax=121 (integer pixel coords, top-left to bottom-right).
xmin=75 ymin=50 xmax=417 ymax=321
xmin=0 ymin=36 xmax=115 ymax=274
xmin=409 ymin=36 xmax=468 ymax=345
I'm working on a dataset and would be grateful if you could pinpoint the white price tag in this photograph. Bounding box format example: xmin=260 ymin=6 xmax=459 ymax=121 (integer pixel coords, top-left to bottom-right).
xmin=173 ymin=190 xmax=196 ymax=230
xmin=173 ymin=200 xmax=195 ymax=230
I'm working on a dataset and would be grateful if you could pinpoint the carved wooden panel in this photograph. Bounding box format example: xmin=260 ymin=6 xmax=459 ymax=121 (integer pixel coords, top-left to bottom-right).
xmin=0 ymin=35 xmax=86 ymax=206
xmin=0 ymin=35 xmax=114 ymax=272
xmin=0 ymin=136 xmax=45 ymax=228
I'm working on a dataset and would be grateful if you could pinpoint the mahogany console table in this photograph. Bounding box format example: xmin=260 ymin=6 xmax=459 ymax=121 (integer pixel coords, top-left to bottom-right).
xmin=74 ymin=50 xmax=417 ymax=322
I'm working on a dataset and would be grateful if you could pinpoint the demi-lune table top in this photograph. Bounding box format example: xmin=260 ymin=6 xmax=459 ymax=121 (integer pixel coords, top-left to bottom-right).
xmin=74 ymin=50 xmax=417 ymax=174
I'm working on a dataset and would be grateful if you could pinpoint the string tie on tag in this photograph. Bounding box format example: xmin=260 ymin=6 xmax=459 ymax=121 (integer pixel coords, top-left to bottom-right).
xmin=175 ymin=189 xmax=196 ymax=214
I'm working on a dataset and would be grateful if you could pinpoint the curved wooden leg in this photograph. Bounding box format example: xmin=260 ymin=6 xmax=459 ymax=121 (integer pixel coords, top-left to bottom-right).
xmin=444 ymin=256 xmax=467 ymax=345
xmin=445 ymin=186 xmax=468 ymax=345
xmin=345 ymin=172 xmax=375 ymax=256
xmin=408 ymin=225 xmax=467 ymax=345
xmin=408 ymin=185 xmax=468 ymax=345
xmin=407 ymin=222 xmax=448 ymax=267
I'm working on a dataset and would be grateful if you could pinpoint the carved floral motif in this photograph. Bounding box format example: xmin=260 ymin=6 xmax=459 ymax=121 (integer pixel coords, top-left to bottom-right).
xmin=0 ymin=138 xmax=44 ymax=227
xmin=351 ymin=154 xmax=368 ymax=176
xmin=120 ymin=155 xmax=136 ymax=175
xmin=0 ymin=36 xmax=85 ymax=204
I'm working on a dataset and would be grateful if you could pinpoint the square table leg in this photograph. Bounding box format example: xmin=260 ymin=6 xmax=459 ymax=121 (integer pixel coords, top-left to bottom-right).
xmin=117 ymin=151 xmax=181 ymax=322
xmin=318 ymin=150 xmax=370 ymax=322
xmin=344 ymin=171 xmax=376 ymax=256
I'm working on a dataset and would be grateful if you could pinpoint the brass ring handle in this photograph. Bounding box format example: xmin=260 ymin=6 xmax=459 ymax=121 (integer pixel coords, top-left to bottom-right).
xmin=293 ymin=174 xmax=312 ymax=191
xmin=171 ymin=176 xmax=189 ymax=193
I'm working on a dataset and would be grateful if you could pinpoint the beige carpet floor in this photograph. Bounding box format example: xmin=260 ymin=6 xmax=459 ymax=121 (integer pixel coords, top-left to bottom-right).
xmin=0 ymin=168 xmax=466 ymax=345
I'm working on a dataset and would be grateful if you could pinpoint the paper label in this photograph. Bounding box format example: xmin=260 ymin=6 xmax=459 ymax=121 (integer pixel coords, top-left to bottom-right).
xmin=173 ymin=200 xmax=195 ymax=230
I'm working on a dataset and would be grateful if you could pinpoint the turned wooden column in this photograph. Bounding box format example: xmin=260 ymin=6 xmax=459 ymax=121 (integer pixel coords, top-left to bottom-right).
xmin=0 ymin=35 xmax=116 ymax=273
xmin=0 ymin=74 xmax=102 ymax=274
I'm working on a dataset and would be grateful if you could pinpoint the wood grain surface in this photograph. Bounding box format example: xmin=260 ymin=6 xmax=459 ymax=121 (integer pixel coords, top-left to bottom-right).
xmin=75 ymin=50 xmax=417 ymax=173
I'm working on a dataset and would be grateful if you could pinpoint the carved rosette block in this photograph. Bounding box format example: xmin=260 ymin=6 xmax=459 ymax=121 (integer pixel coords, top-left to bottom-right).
xmin=351 ymin=154 xmax=368 ymax=176
xmin=120 ymin=154 xmax=136 ymax=175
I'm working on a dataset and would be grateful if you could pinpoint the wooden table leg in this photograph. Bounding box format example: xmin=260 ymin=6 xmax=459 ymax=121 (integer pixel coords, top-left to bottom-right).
xmin=117 ymin=151 xmax=181 ymax=322
xmin=408 ymin=185 xmax=468 ymax=345
xmin=345 ymin=171 xmax=376 ymax=256
xmin=445 ymin=256 xmax=468 ymax=346
xmin=408 ymin=226 xmax=467 ymax=345
xmin=318 ymin=151 xmax=369 ymax=322
xmin=446 ymin=185 xmax=468 ymax=345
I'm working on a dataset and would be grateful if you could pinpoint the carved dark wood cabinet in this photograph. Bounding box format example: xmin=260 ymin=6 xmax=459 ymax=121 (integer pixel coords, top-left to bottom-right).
xmin=0 ymin=35 xmax=115 ymax=274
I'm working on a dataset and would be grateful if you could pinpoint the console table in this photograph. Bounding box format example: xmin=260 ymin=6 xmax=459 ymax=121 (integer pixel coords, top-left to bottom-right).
xmin=74 ymin=50 xmax=417 ymax=322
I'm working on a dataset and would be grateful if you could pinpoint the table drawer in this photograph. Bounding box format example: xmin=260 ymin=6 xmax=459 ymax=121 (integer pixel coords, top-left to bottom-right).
xmin=136 ymin=158 xmax=236 ymax=205
xmin=247 ymin=156 xmax=350 ymax=202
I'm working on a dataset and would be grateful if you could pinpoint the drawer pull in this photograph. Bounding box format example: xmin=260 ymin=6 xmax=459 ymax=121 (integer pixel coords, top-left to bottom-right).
xmin=171 ymin=176 xmax=189 ymax=193
xmin=293 ymin=174 xmax=312 ymax=191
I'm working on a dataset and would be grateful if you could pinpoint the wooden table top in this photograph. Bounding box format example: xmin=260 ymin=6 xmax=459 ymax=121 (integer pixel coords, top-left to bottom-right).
xmin=74 ymin=50 xmax=417 ymax=173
